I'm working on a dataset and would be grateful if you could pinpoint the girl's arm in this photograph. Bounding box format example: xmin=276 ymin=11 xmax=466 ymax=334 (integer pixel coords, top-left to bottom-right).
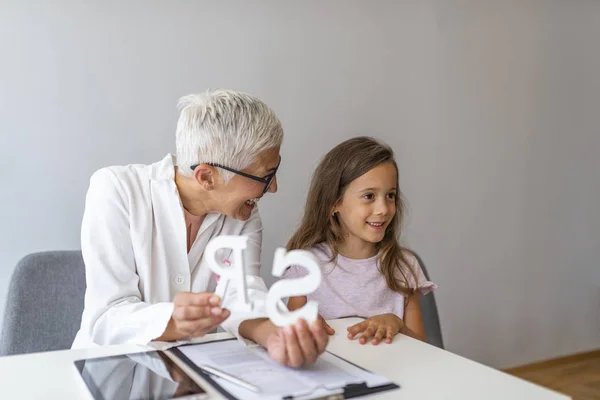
xmin=287 ymin=296 xmax=307 ymax=311
xmin=399 ymin=294 xmax=426 ymax=341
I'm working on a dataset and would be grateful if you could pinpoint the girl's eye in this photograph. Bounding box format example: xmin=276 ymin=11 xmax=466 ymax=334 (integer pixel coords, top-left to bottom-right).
xmin=363 ymin=193 xmax=374 ymax=200
xmin=387 ymin=193 xmax=397 ymax=200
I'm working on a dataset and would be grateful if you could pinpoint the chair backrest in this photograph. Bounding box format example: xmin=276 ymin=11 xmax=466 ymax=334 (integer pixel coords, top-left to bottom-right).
xmin=409 ymin=251 xmax=444 ymax=349
xmin=0 ymin=251 xmax=86 ymax=356
xmin=0 ymin=249 xmax=443 ymax=354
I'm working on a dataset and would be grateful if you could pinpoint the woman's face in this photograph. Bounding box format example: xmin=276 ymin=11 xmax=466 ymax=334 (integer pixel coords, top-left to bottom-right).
xmin=215 ymin=147 xmax=280 ymax=221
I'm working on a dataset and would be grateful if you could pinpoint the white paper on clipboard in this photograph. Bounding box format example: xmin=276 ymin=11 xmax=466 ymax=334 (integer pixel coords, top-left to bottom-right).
xmin=176 ymin=339 xmax=394 ymax=400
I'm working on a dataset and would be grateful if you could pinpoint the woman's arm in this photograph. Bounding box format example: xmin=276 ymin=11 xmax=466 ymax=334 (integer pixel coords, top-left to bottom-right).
xmin=80 ymin=169 xmax=175 ymax=345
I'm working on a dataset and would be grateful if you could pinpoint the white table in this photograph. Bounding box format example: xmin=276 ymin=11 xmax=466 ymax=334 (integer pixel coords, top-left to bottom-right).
xmin=0 ymin=318 xmax=569 ymax=399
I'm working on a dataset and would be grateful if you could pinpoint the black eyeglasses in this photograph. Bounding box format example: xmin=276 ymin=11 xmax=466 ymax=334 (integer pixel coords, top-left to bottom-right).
xmin=191 ymin=156 xmax=281 ymax=195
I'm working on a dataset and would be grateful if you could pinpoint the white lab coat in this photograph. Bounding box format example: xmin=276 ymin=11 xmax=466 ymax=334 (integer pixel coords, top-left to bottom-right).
xmin=72 ymin=154 xmax=268 ymax=349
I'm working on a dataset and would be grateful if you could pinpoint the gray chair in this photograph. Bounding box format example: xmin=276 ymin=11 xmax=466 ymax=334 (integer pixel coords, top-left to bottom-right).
xmin=0 ymin=251 xmax=86 ymax=356
xmin=409 ymin=250 xmax=444 ymax=349
xmin=0 ymin=249 xmax=443 ymax=355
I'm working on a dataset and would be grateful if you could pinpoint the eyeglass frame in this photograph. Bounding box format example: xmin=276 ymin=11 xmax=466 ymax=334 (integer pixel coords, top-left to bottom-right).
xmin=190 ymin=156 xmax=281 ymax=195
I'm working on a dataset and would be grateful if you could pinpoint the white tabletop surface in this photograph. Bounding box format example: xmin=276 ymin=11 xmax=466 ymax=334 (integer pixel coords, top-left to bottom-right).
xmin=0 ymin=318 xmax=569 ymax=399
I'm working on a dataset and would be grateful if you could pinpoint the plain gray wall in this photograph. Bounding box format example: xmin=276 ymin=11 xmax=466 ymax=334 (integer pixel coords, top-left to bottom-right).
xmin=0 ymin=1 xmax=598 ymax=368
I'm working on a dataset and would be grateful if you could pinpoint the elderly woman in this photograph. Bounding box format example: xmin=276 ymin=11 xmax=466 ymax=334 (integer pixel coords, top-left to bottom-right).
xmin=72 ymin=89 xmax=328 ymax=368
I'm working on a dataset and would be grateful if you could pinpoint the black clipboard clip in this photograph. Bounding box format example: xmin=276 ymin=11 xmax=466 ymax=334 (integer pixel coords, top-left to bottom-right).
xmin=285 ymin=395 xmax=344 ymax=400
xmin=282 ymin=381 xmax=399 ymax=400
xmin=172 ymin=341 xmax=400 ymax=400
xmin=343 ymin=382 xmax=399 ymax=398
xmin=283 ymin=391 xmax=344 ymax=400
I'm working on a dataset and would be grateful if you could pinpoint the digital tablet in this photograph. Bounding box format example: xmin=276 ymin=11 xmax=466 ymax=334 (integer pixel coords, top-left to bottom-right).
xmin=74 ymin=350 xmax=210 ymax=400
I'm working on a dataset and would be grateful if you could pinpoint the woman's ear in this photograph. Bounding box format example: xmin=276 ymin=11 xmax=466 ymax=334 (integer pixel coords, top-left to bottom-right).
xmin=193 ymin=164 xmax=216 ymax=190
xmin=331 ymin=199 xmax=342 ymax=215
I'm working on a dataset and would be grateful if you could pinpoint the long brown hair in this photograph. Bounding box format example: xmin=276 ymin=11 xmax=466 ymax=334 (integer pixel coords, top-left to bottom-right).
xmin=287 ymin=136 xmax=418 ymax=296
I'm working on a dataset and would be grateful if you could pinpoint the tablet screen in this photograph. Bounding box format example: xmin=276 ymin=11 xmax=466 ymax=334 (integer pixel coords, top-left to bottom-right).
xmin=75 ymin=351 xmax=209 ymax=400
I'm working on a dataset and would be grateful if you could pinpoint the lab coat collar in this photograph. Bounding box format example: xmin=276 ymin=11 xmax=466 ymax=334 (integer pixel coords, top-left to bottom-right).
xmin=148 ymin=154 xmax=223 ymax=259
xmin=148 ymin=154 xmax=177 ymax=181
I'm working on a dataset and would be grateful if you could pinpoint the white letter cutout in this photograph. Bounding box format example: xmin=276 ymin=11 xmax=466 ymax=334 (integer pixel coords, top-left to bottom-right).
xmin=204 ymin=235 xmax=251 ymax=311
xmin=267 ymin=248 xmax=322 ymax=327
xmin=205 ymin=236 xmax=322 ymax=324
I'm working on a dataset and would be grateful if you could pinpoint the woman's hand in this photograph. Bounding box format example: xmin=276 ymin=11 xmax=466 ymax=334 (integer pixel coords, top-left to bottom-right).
xmin=288 ymin=296 xmax=334 ymax=336
xmin=346 ymin=314 xmax=404 ymax=345
xmin=318 ymin=314 xmax=336 ymax=335
xmin=155 ymin=292 xmax=230 ymax=341
xmin=265 ymin=319 xmax=329 ymax=368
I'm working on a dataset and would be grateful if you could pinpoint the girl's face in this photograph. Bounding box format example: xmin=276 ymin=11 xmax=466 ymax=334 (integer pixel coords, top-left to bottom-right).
xmin=334 ymin=162 xmax=397 ymax=252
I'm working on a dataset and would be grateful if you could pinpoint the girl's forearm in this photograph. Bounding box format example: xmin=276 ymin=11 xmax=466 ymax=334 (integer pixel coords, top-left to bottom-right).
xmin=399 ymin=324 xmax=425 ymax=342
xmin=238 ymin=318 xmax=278 ymax=347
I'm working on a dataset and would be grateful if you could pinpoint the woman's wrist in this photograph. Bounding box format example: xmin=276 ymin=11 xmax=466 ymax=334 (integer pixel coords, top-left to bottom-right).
xmin=154 ymin=317 xmax=181 ymax=342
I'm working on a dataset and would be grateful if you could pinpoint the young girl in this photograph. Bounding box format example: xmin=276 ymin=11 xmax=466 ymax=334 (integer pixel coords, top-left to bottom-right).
xmin=283 ymin=137 xmax=436 ymax=345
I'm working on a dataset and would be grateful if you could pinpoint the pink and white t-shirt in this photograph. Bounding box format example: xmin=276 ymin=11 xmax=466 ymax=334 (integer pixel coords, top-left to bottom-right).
xmin=282 ymin=243 xmax=437 ymax=320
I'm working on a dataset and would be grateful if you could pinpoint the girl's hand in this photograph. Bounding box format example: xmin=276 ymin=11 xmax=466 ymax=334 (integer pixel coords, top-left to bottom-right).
xmin=346 ymin=314 xmax=404 ymax=345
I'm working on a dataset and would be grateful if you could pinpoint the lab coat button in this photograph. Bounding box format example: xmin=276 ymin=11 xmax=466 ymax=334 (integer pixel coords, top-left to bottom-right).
xmin=174 ymin=276 xmax=185 ymax=285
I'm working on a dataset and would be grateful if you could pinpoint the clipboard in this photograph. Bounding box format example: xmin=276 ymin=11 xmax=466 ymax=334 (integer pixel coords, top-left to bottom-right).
xmin=169 ymin=338 xmax=400 ymax=400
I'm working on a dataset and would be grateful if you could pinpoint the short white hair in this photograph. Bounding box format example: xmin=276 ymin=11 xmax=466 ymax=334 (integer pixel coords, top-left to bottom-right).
xmin=176 ymin=89 xmax=283 ymax=181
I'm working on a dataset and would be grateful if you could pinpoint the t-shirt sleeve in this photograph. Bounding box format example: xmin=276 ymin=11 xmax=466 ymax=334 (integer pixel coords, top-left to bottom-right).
xmin=402 ymin=252 xmax=438 ymax=295
xmin=281 ymin=264 xmax=309 ymax=279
